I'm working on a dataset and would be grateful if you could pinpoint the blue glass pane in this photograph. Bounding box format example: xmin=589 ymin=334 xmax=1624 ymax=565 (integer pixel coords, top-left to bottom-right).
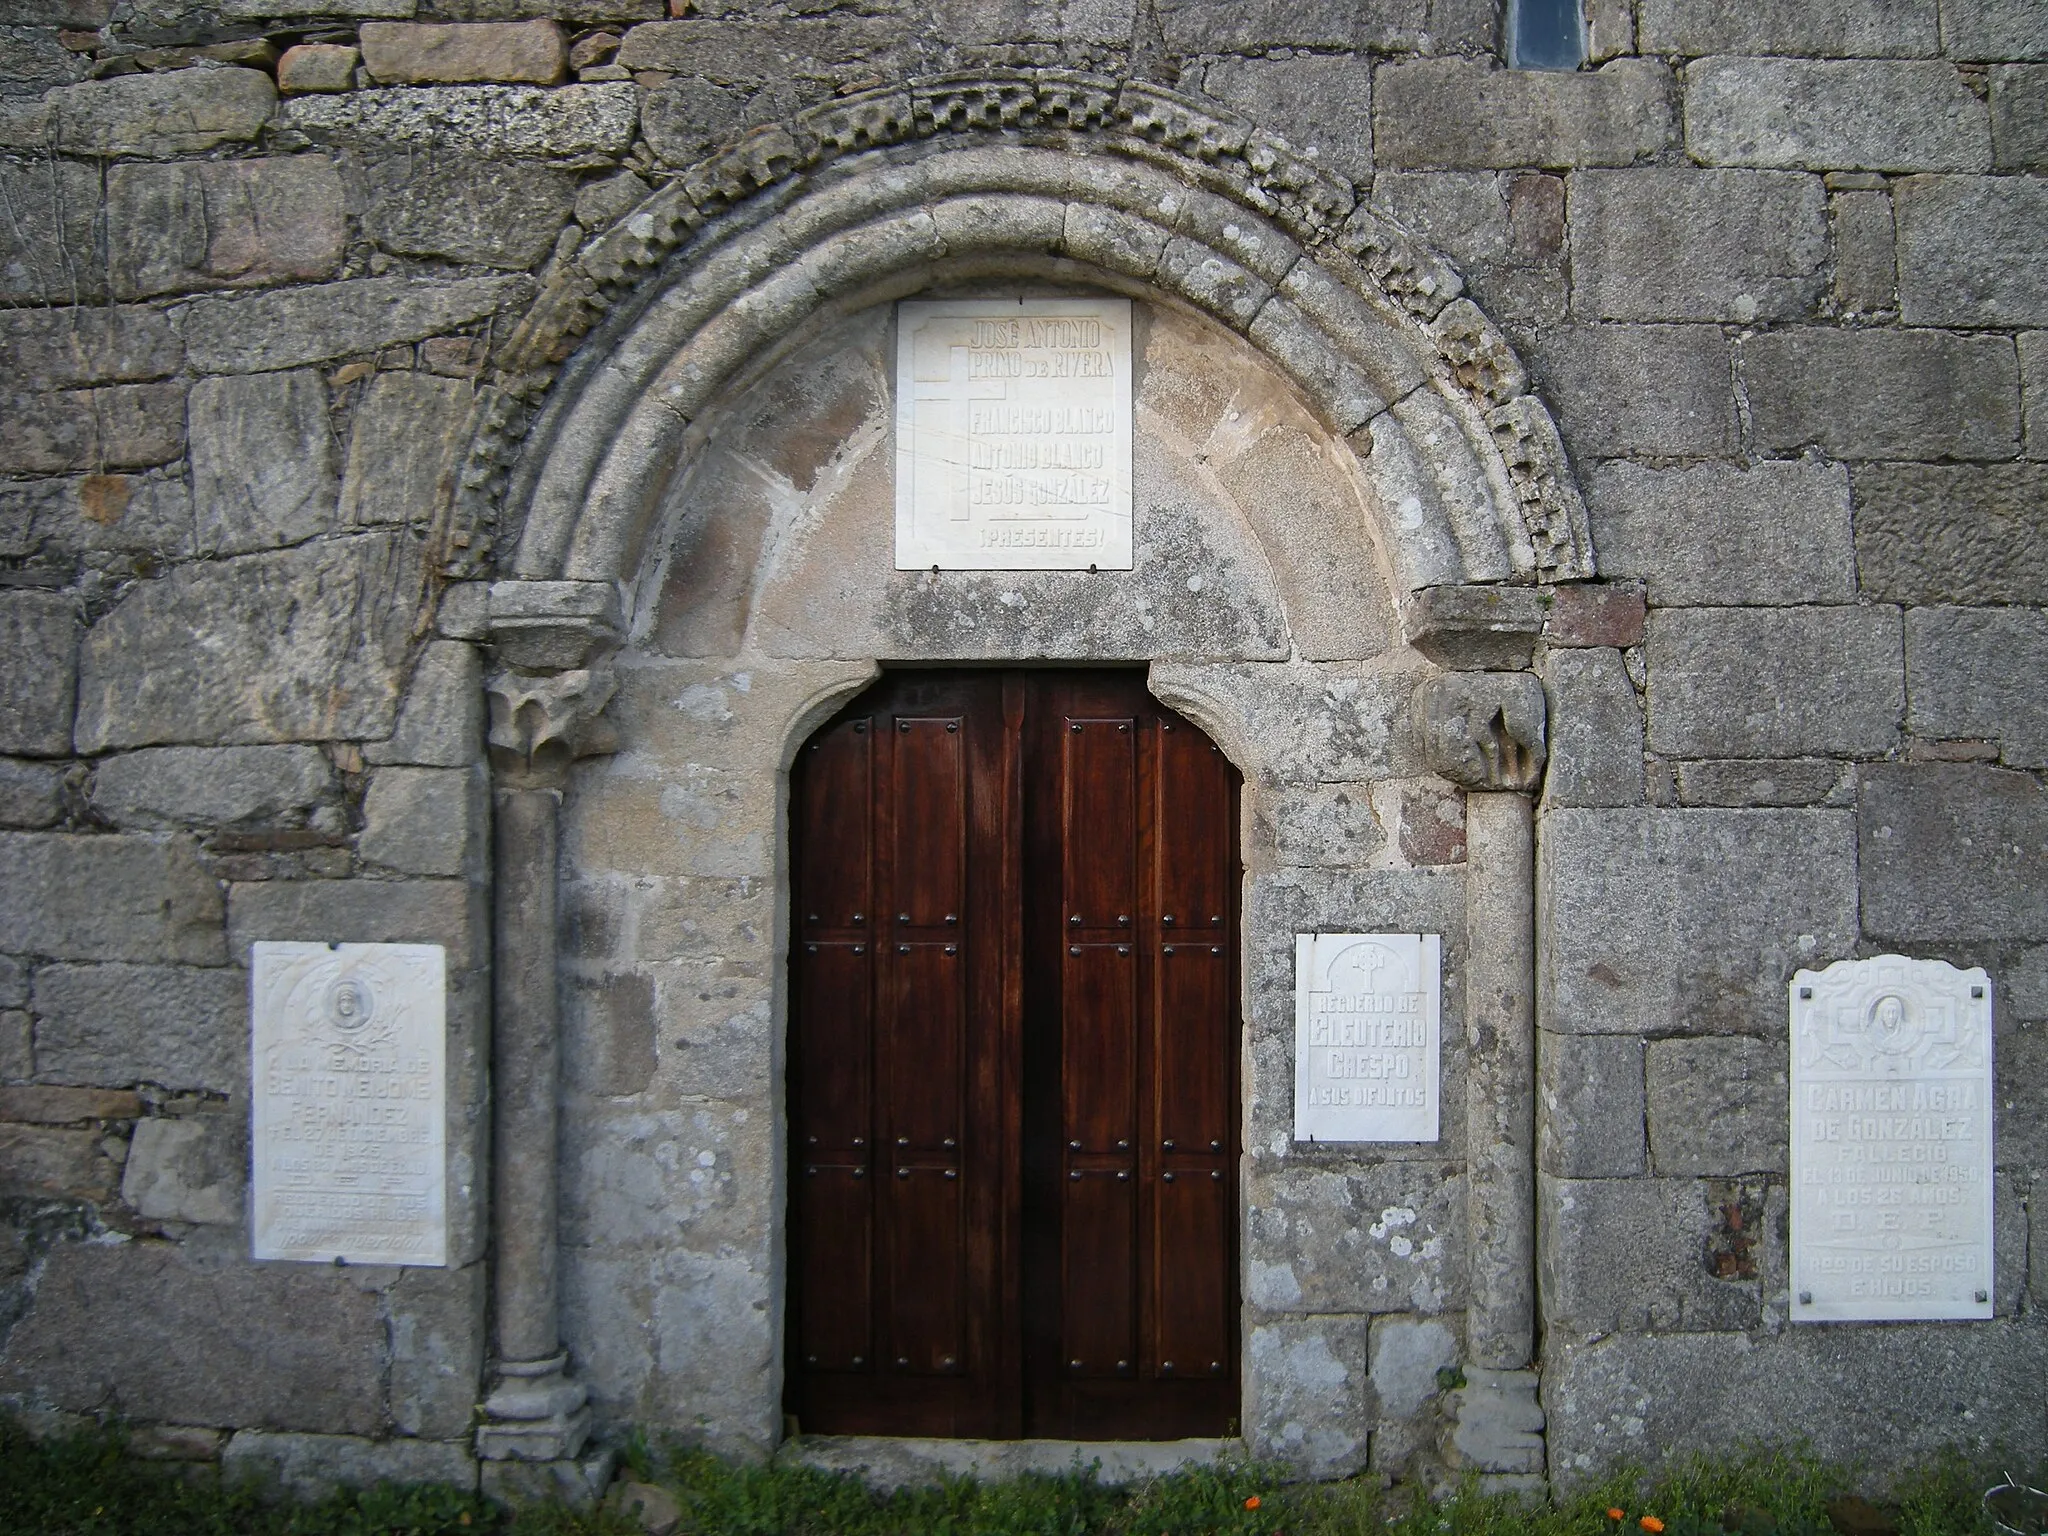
xmin=1511 ymin=0 xmax=1583 ymax=69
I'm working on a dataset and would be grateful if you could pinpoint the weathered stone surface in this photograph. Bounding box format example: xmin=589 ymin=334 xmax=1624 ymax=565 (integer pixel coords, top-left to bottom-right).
xmin=1529 ymin=325 xmax=1737 ymax=458
xmin=1638 ymin=0 xmax=1939 ymax=56
xmin=0 ymin=1123 xmax=119 ymax=1199
xmin=1412 ymin=672 xmax=1546 ymax=792
xmin=1542 ymin=807 xmax=1858 ymax=1036
xmin=108 ymin=157 xmax=346 ymax=301
xmin=1740 ymin=329 xmax=2018 ymax=459
xmin=1569 ymin=169 xmax=1826 ymax=323
xmin=1828 ymin=187 xmax=1898 ymax=315
xmin=0 ymin=591 xmax=77 ymax=757
xmin=1674 ymin=759 xmax=1849 ymax=808
xmin=1367 ymin=1313 xmax=1458 ymax=1422
xmin=0 ymin=383 xmax=188 ymax=475
xmin=228 ymin=878 xmax=482 ymax=969
xmin=1851 ymin=463 xmax=2048 ymax=604
xmin=49 ymin=67 xmax=276 ymax=157
xmin=1198 ymin=54 xmax=1373 ymax=182
xmin=0 ymin=759 xmax=63 ymax=829
xmin=0 ymin=1240 xmax=386 ymax=1432
xmin=31 ymin=962 xmax=246 ymax=1093
xmin=1907 ymin=606 xmax=2048 ymax=767
xmin=1544 ymin=584 xmax=1644 ymax=650
xmin=359 ymin=766 xmax=482 ymax=877
xmin=1403 ymin=585 xmax=1545 ymax=671
xmin=0 ymin=474 xmax=194 ymax=564
xmin=0 ymin=834 xmax=224 ymax=965
xmin=1645 ymin=1035 xmax=1786 ymax=1176
xmin=2027 ymin=331 xmax=2048 ymax=457
xmin=1895 ymin=174 xmax=2048 ymax=326
xmin=1545 ymin=1325 xmax=2048 ymax=1481
xmin=1991 ymin=65 xmax=2048 ymax=169
xmin=282 ymin=83 xmax=637 ymax=161
xmin=368 ymin=642 xmax=484 ymax=768
xmin=1859 ymin=764 xmax=2048 ymax=942
xmin=1245 ymin=1161 xmax=1463 ymax=1315
xmin=188 ymin=371 xmax=341 ymax=556
xmin=1537 ymin=1031 xmax=1645 ymax=1177
xmin=1685 ymin=59 xmax=1990 ymax=173
xmin=122 ymin=1113 xmax=244 ymax=1224
xmin=76 ymin=534 xmax=421 ymax=751
xmin=1940 ymin=0 xmax=2048 ymax=59
xmin=174 ymin=275 xmax=535 ymax=375
xmin=388 ymin=1263 xmax=486 ymax=1439
xmin=0 ymin=1084 xmax=143 ymax=1122
xmin=613 ymin=15 xmax=908 ymax=81
xmin=1589 ymin=461 xmax=1854 ymax=608
xmin=1543 ymin=648 xmax=1642 ymax=810
xmin=1541 ymin=1176 xmax=1768 ymax=1334
xmin=0 ymin=1010 xmax=29 ymax=1082
xmin=277 ymin=43 xmax=359 ymax=94
xmin=637 ymin=76 xmax=752 ymax=167
xmin=1 ymin=306 xmax=183 ymax=392
xmin=359 ymin=20 xmax=564 ymax=84
xmin=218 ymin=0 xmax=413 ymax=17
xmin=339 ymin=370 xmax=472 ymax=528
xmin=224 ymin=1430 xmax=477 ymax=1499
xmin=0 ymin=161 xmax=99 ymax=305
xmin=1374 ymin=58 xmax=1674 ymax=169
xmin=1644 ymin=607 xmax=1902 ymax=759
xmin=1250 ymin=783 xmax=1385 ymax=868
xmin=1246 ymin=1315 xmax=1373 ymax=1477
xmin=91 ymin=745 xmax=335 ymax=829
xmin=355 ymin=153 xmax=577 ymax=268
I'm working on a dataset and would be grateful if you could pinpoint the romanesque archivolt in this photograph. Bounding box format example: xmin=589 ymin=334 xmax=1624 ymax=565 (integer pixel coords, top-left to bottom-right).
xmin=438 ymin=69 xmax=1594 ymax=604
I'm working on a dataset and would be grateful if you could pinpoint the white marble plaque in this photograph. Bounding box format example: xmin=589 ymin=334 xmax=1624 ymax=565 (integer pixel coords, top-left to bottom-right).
xmin=251 ymin=941 xmax=447 ymax=1266
xmin=1790 ymin=955 xmax=1993 ymax=1323
xmin=894 ymin=298 xmax=1133 ymax=570
xmin=1294 ymin=933 xmax=1441 ymax=1143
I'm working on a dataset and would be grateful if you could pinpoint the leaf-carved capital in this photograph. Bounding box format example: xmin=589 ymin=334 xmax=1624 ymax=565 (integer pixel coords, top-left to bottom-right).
xmin=487 ymin=662 xmax=619 ymax=788
xmin=1413 ymin=673 xmax=1547 ymax=795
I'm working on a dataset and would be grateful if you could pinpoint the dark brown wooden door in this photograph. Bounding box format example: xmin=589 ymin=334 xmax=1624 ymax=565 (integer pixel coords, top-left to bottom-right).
xmin=787 ymin=670 xmax=1240 ymax=1441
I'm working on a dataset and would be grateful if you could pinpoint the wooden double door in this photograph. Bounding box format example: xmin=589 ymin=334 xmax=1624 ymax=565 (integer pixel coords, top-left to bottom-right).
xmin=787 ymin=669 xmax=1241 ymax=1440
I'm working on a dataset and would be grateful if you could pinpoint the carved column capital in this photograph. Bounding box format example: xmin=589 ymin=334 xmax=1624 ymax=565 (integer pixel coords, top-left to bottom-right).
xmin=486 ymin=661 xmax=620 ymax=788
xmin=1412 ymin=673 xmax=1547 ymax=795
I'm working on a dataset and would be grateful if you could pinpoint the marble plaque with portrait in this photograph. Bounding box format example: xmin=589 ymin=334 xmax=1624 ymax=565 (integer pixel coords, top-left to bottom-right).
xmin=251 ymin=941 xmax=448 ymax=1266
xmin=1789 ymin=955 xmax=1994 ymax=1323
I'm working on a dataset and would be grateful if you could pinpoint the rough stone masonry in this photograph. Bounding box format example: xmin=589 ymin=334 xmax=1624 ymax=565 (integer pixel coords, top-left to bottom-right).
xmin=0 ymin=0 xmax=2044 ymax=1504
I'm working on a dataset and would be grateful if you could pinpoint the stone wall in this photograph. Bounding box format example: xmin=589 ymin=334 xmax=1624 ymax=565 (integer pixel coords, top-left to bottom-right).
xmin=0 ymin=0 xmax=2042 ymax=1495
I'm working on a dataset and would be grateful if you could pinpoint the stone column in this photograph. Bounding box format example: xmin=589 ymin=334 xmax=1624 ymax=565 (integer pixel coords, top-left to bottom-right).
xmin=475 ymin=583 xmax=620 ymax=1469
xmin=1412 ymin=671 xmax=1548 ymax=1491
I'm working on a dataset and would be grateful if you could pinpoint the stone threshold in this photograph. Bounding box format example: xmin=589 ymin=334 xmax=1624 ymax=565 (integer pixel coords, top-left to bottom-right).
xmin=776 ymin=1435 xmax=1241 ymax=1488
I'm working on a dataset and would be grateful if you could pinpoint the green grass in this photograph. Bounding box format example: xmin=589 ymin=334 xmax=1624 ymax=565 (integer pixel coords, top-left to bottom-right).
xmin=0 ymin=1417 xmax=2029 ymax=1536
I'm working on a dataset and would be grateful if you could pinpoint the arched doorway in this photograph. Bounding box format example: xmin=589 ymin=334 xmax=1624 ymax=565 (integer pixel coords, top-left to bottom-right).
xmin=787 ymin=669 xmax=1241 ymax=1440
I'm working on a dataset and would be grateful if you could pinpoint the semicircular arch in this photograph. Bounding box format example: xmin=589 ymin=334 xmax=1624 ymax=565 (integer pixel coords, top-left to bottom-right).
xmin=443 ymin=70 xmax=1595 ymax=612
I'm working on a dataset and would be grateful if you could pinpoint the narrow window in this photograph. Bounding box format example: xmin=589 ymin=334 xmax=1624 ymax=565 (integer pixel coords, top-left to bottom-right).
xmin=1507 ymin=0 xmax=1584 ymax=69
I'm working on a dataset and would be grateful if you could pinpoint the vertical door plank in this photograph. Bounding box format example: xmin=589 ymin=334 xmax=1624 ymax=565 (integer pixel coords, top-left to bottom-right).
xmin=1062 ymin=717 xmax=1137 ymax=930
xmin=886 ymin=942 xmax=964 ymax=1150
xmin=1154 ymin=946 xmax=1229 ymax=1154
xmin=796 ymin=942 xmax=871 ymax=1152
xmin=796 ymin=1164 xmax=872 ymax=1371
xmin=1061 ymin=1169 xmax=1136 ymax=1378
xmin=1061 ymin=943 xmax=1136 ymax=1152
xmin=893 ymin=717 xmax=965 ymax=929
xmin=1154 ymin=718 xmax=1228 ymax=936
xmin=887 ymin=1164 xmax=965 ymax=1374
xmin=799 ymin=718 xmax=873 ymax=931
xmin=1154 ymin=1169 xmax=1230 ymax=1379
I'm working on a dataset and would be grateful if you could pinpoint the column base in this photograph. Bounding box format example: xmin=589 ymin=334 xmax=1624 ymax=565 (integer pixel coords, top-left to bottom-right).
xmin=1442 ymin=1367 xmax=1546 ymax=1479
xmin=476 ymin=1354 xmax=592 ymax=1463
xmin=479 ymin=1445 xmax=616 ymax=1509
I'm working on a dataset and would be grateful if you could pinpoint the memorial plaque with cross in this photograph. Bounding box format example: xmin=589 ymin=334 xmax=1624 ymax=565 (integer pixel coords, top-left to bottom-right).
xmin=894 ymin=298 xmax=1134 ymax=571
xmin=1293 ymin=933 xmax=1442 ymax=1143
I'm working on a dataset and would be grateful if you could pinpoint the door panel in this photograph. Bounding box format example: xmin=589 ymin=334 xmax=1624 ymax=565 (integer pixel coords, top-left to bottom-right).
xmin=788 ymin=670 xmax=1238 ymax=1441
